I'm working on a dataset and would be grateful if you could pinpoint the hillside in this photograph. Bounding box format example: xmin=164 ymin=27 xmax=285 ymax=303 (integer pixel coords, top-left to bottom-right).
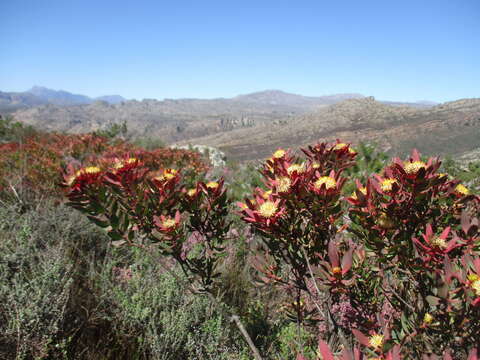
xmin=176 ymin=97 xmax=480 ymax=161
xmin=6 ymin=88 xmax=479 ymax=161
xmin=8 ymin=90 xmax=367 ymax=142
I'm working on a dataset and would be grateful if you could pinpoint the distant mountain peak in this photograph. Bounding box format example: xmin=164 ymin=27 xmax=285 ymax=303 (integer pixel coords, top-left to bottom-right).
xmin=234 ymin=89 xmax=365 ymax=107
xmin=24 ymin=86 xmax=125 ymax=105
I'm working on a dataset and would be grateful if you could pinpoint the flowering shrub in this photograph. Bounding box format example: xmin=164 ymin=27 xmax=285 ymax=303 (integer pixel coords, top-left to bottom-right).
xmin=64 ymin=156 xmax=228 ymax=292
xmin=0 ymin=132 xmax=208 ymax=197
xmin=62 ymin=138 xmax=480 ymax=358
xmin=238 ymin=141 xmax=480 ymax=358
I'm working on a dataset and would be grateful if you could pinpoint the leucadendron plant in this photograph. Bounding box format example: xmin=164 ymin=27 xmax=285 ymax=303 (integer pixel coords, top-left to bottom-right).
xmin=63 ymin=156 xmax=229 ymax=292
xmin=238 ymin=141 xmax=479 ymax=358
xmin=63 ymin=140 xmax=480 ymax=359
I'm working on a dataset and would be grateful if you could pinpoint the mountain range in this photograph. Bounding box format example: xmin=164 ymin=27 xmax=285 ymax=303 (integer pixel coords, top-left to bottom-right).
xmin=0 ymin=86 xmax=125 ymax=112
xmin=2 ymin=87 xmax=479 ymax=162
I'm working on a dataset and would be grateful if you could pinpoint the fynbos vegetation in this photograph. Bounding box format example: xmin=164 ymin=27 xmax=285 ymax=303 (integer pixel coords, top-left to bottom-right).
xmin=1 ymin=123 xmax=479 ymax=359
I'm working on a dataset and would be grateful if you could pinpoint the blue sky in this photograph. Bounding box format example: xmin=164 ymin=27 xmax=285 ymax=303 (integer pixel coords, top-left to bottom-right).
xmin=1 ymin=0 xmax=479 ymax=102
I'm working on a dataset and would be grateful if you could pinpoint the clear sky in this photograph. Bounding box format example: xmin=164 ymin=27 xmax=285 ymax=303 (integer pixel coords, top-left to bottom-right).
xmin=1 ymin=0 xmax=479 ymax=102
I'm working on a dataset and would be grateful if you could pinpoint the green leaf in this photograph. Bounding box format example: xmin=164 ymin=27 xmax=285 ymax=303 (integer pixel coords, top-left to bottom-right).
xmin=87 ymin=215 xmax=109 ymax=228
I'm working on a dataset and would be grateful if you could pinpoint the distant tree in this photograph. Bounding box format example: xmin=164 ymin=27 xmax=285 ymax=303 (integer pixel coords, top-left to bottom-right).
xmin=94 ymin=120 xmax=128 ymax=139
xmin=0 ymin=115 xmax=37 ymax=143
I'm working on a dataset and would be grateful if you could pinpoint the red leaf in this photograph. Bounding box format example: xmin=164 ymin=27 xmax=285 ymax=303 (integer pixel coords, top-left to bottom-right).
xmin=352 ymin=329 xmax=370 ymax=347
xmin=318 ymin=340 xmax=335 ymax=360
xmin=341 ymin=247 xmax=353 ymax=274
xmin=467 ymin=348 xmax=478 ymax=360
xmin=328 ymin=240 xmax=340 ymax=267
xmin=443 ymin=350 xmax=453 ymax=360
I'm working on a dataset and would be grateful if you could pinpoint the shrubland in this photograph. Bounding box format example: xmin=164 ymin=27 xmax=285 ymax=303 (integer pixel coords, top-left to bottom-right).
xmin=0 ymin=119 xmax=479 ymax=359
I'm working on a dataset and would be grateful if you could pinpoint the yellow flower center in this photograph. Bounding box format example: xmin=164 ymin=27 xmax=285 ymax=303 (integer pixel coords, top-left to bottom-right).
xmin=206 ymin=181 xmax=219 ymax=189
xmin=69 ymin=166 xmax=101 ymax=184
xmin=369 ymin=334 xmax=384 ymax=350
xmin=468 ymin=274 xmax=479 ymax=282
xmin=258 ymin=201 xmax=278 ymax=218
xmin=351 ymin=187 xmax=367 ymax=200
xmin=187 ymin=188 xmax=197 ymax=197
xmin=163 ymin=168 xmax=177 ymax=180
xmin=273 ymin=149 xmax=286 ymax=159
xmin=380 ymin=178 xmax=397 ymax=192
xmin=404 ymin=161 xmax=426 ymax=175
xmin=332 ymin=266 xmax=342 ymax=275
xmin=333 ymin=143 xmax=348 ymax=150
xmin=287 ymin=163 xmax=305 ymax=175
xmin=314 ymin=176 xmax=337 ymax=190
xmin=84 ymin=166 xmax=101 ymax=174
xmin=126 ymin=157 xmax=137 ymax=164
xmin=162 ymin=218 xmax=176 ymax=229
xmin=423 ymin=313 xmax=434 ymax=324
xmin=430 ymin=236 xmax=447 ymax=250
xmin=472 ymin=280 xmax=480 ymax=296
xmin=455 ymin=184 xmax=469 ymax=196
xmin=312 ymin=161 xmax=321 ymax=169
xmin=276 ymin=177 xmax=291 ymax=193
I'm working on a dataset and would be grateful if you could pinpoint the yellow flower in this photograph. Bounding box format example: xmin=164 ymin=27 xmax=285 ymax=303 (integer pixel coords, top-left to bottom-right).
xmin=83 ymin=166 xmax=101 ymax=174
xmin=163 ymin=168 xmax=177 ymax=180
xmin=455 ymin=184 xmax=469 ymax=196
xmin=314 ymin=176 xmax=337 ymax=190
xmin=368 ymin=334 xmax=384 ymax=350
xmin=276 ymin=177 xmax=291 ymax=193
xmin=380 ymin=178 xmax=397 ymax=192
xmin=187 ymin=188 xmax=197 ymax=197
xmin=468 ymin=274 xmax=479 ymax=282
xmin=333 ymin=143 xmax=348 ymax=150
xmin=404 ymin=161 xmax=426 ymax=175
xmin=312 ymin=161 xmax=321 ymax=169
xmin=332 ymin=266 xmax=342 ymax=275
xmin=258 ymin=201 xmax=278 ymax=218
xmin=114 ymin=158 xmax=137 ymax=169
xmin=206 ymin=181 xmax=219 ymax=189
xmin=162 ymin=218 xmax=177 ymax=229
xmin=114 ymin=161 xmax=124 ymax=169
xmin=351 ymin=186 xmax=367 ymax=199
xmin=430 ymin=236 xmax=447 ymax=250
xmin=287 ymin=163 xmax=305 ymax=175
xmin=423 ymin=313 xmax=434 ymax=324
xmin=273 ymin=149 xmax=286 ymax=159
xmin=472 ymin=279 xmax=480 ymax=296
xmin=68 ymin=166 xmax=101 ymax=185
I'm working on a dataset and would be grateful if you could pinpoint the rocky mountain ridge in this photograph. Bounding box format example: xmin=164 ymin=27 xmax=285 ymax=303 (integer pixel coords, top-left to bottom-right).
xmin=0 ymin=86 xmax=126 ymax=111
xmin=4 ymin=87 xmax=478 ymax=162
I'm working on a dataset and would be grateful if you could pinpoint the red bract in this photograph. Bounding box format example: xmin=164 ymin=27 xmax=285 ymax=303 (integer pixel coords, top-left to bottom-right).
xmin=301 ymin=139 xmax=357 ymax=174
xmin=352 ymin=327 xmax=391 ymax=355
xmin=317 ymin=240 xmax=354 ymax=290
xmin=154 ymin=210 xmax=181 ymax=233
xmin=238 ymin=196 xmax=285 ymax=229
xmin=413 ymin=224 xmax=458 ymax=264
xmin=63 ymin=164 xmax=104 ymax=191
xmin=309 ymin=169 xmax=346 ymax=197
